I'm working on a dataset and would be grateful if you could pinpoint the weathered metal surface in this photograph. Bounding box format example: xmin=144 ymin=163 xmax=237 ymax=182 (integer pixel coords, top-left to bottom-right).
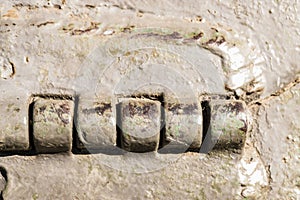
xmin=76 ymin=98 xmax=116 ymax=151
xmin=0 ymin=0 xmax=299 ymax=199
xmin=0 ymin=94 xmax=249 ymax=154
xmin=0 ymin=99 xmax=29 ymax=151
xmin=201 ymin=100 xmax=248 ymax=151
xmin=118 ymin=98 xmax=161 ymax=152
xmin=32 ymin=97 xmax=74 ymax=153
xmin=163 ymin=99 xmax=203 ymax=152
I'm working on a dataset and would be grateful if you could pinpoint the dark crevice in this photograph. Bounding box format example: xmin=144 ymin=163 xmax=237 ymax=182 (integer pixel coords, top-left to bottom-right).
xmin=0 ymin=166 xmax=7 ymax=200
xmin=199 ymin=101 xmax=213 ymax=154
xmin=85 ymin=4 xmax=96 ymax=8
xmin=9 ymin=62 xmax=15 ymax=78
xmin=36 ymin=21 xmax=55 ymax=28
xmin=71 ymin=95 xmax=83 ymax=154
xmin=116 ymin=103 xmax=122 ymax=149
xmin=201 ymin=101 xmax=211 ymax=144
xmin=31 ymin=94 xmax=73 ymax=100
xmin=28 ymin=100 xmax=37 ymax=155
xmin=249 ymin=76 xmax=300 ymax=106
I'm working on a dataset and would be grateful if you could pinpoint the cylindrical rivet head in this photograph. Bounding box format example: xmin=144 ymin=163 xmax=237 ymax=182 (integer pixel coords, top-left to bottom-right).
xmin=201 ymin=100 xmax=248 ymax=151
xmin=76 ymin=99 xmax=116 ymax=150
xmin=32 ymin=98 xmax=74 ymax=153
xmin=118 ymin=98 xmax=161 ymax=153
xmin=163 ymin=99 xmax=203 ymax=152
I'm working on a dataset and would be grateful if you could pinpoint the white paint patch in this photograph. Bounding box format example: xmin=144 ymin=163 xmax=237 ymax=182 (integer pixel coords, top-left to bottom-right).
xmin=238 ymin=146 xmax=268 ymax=197
xmin=103 ymin=30 xmax=114 ymax=35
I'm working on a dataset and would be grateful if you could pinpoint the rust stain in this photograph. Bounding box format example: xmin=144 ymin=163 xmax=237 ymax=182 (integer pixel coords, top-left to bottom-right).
xmin=70 ymin=22 xmax=100 ymax=35
xmin=37 ymin=21 xmax=55 ymax=28
xmin=2 ymin=9 xmax=18 ymax=18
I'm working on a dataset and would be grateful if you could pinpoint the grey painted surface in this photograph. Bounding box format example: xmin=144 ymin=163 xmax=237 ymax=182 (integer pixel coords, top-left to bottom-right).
xmin=0 ymin=0 xmax=299 ymax=199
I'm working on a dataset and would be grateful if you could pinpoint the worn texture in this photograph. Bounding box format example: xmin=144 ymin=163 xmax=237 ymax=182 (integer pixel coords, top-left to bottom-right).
xmin=119 ymin=98 xmax=161 ymax=152
xmin=0 ymin=0 xmax=299 ymax=199
xmin=251 ymin=83 xmax=300 ymax=199
xmin=32 ymin=97 xmax=74 ymax=153
xmin=76 ymin=99 xmax=116 ymax=150
xmin=164 ymin=100 xmax=203 ymax=151
xmin=208 ymin=100 xmax=247 ymax=150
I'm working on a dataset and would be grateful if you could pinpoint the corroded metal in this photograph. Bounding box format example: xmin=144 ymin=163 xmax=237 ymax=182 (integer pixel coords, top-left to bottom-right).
xmin=163 ymin=99 xmax=203 ymax=152
xmin=0 ymin=95 xmax=249 ymax=154
xmin=76 ymin=99 xmax=116 ymax=150
xmin=0 ymin=99 xmax=29 ymax=151
xmin=118 ymin=98 xmax=161 ymax=153
xmin=32 ymin=97 xmax=74 ymax=153
xmin=0 ymin=90 xmax=250 ymax=156
xmin=202 ymin=100 xmax=248 ymax=151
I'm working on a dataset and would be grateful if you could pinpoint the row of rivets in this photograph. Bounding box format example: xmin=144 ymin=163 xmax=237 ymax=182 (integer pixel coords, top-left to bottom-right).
xmin=0 ymin=95 xmax=248 ymax=154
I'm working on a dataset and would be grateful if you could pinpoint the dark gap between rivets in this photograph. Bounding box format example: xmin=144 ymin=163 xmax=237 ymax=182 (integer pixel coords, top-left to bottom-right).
xmin=116 ymin=103 xmax=122 ymax=149
xmin=199 ymin=101 xmax=213 ymax=153
xmin=201 ymin=101 xmax=210 ymax=143
xmin=71 ymin=95 xmax=86 ymax=154
xmin=28 ymin=100 xmax=37 ymax=155
xmin=0 ymin=166 xmax=7 ymax=200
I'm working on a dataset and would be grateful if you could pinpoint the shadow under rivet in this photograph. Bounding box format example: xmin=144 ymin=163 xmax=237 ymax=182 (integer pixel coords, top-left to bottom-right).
xmin=0 ymin=167 xmax=7 ymax=200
